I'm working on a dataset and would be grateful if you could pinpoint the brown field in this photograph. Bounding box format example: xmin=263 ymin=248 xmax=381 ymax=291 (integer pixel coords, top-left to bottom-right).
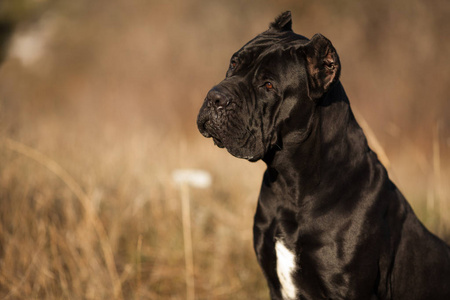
xmin=0 ymin=0 xmax=449 ymax=299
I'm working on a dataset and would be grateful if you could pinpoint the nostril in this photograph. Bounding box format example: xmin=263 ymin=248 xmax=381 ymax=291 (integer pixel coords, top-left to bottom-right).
xmin=207 ymin=89 xmax=231 ymax=109
xmin=215 ymin=98 xmax=230 ymax=109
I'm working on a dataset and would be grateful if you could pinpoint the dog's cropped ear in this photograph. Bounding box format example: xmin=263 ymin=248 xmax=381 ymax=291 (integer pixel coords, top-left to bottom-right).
xmin=303 ymin=34 xmax=340 ymax=100
xmin=270 ymin=11 xmax=292 ymax=32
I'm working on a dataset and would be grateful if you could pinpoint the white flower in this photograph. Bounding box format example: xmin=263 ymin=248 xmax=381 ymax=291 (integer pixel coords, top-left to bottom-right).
xmin=172 ymin=169 xmax=212 ymax=189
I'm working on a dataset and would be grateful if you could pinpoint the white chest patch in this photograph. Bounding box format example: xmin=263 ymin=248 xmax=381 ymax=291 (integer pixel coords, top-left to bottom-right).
xmin=275 ymin=240 xmax=298 ymax=300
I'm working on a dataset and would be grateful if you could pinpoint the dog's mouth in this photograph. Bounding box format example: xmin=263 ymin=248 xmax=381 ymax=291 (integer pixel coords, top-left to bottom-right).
xmin=199 ymin=119 xmax=263 ymax=161
xmin=197 ymin=101 xmax=265 ymax=161
xmin=212 ymin=136 xmax=225 ymax=148
xmin=198 ymin=119 xmax=225 ymax=148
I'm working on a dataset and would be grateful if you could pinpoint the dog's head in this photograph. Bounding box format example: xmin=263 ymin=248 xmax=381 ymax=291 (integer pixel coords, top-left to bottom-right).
xmin=197 ymin=11 xmax=340 ymax=161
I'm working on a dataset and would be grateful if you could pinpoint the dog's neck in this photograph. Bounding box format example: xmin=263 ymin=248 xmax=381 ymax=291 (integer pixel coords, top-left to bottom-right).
xmin=263 ymin=82 xmax=373 ymax=205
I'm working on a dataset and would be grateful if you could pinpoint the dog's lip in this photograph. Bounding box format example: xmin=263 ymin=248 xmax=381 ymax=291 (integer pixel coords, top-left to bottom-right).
xmin=197 ymin=117 xmax=212 ymax=138
xmin=198 ymin=119 xmax=225 ymax=148
xmin=212 ymin=136 xmax=224 ymax=148
xmin=200 ymin=127 xmax=212 ymax=138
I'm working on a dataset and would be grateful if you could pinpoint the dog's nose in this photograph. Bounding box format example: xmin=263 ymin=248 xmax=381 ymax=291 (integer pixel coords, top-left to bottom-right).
xmin=207 ymin=89 xmax=231 ymax=109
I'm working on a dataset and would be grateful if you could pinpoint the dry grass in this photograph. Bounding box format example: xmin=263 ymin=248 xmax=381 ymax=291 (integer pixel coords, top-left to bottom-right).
xmin=0 ymin=0 xmax=449 ymax=299
xmin=0 ymin=123 xmax=268 ymax=299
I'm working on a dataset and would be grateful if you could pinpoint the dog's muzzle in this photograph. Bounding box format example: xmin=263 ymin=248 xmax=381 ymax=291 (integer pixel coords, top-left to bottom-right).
xmin=197 ymin=87 xmax=234 ymax=146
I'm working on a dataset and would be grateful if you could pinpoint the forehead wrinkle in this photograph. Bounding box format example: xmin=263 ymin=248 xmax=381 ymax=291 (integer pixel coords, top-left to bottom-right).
xmin=247 ymin=46 xmax=305 ymax=82
xmin=235 ymin=31 xmax=307 ymax=63
xmin=253 ymin=48 xmax=298 ymax=85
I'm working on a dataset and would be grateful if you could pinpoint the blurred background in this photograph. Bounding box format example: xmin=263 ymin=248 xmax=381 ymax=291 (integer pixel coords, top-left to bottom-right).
xmin=0 ymin=0 xmax=449 ymax=299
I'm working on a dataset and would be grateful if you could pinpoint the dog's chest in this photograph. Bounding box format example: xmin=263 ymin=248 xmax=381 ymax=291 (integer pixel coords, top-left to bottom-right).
xmin=275 ymin=240 xmax=298 ymax=300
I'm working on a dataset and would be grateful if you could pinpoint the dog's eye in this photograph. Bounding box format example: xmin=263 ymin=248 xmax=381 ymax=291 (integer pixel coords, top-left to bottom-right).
xmin=264 ymin=82 xmax=274 ymax=90
xmin=230 ymin=61 xmax=237 ymax=70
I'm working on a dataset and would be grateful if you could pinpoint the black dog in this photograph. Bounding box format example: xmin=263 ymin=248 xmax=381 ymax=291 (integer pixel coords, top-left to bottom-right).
xmin=197 ymin=11 xmax=450 ymax=300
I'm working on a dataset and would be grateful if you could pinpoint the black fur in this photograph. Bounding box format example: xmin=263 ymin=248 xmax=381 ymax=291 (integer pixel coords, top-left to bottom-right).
xmin=197 ymin=11 xmax=450 ymax=300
